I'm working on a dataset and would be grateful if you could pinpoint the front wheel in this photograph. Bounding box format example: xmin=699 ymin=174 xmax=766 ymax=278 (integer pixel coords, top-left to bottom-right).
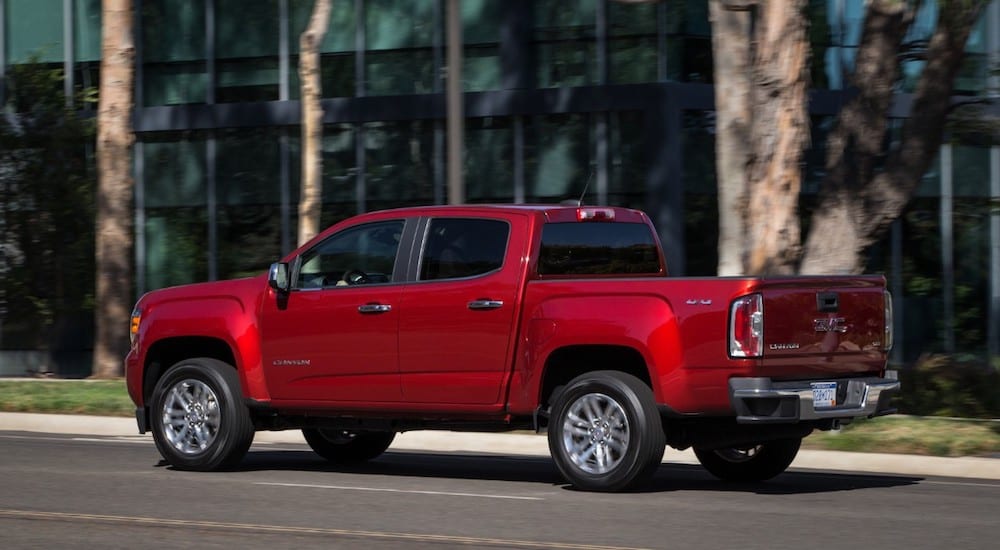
xmin=302 ymin=429 xmax=395 ymax=464
xmin=547 ymin=371 xmax=665 ymax=492
xmin=150 ymin=358 xmax=255 ymax=471
xmin=694 ymin=438 xmax=802 ymax=482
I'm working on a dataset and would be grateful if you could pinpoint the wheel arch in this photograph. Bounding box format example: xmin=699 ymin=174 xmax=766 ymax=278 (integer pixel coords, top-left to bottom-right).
xmin=538 ymin=344 xmax=653 ymax=410
xmin=143 ymin=336 xmax=238 ymax=404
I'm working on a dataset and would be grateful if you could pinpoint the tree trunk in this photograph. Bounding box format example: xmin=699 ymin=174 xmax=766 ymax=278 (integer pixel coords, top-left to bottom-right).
xmin=93 ymin=0 xmax=135 ymax=378
xmin=709 ymin=0 xmax=753 ymax=276
xmin=744 ymin=0 xmax=809 ymax=275
xmin=800 ymin=0 xmax=988 ymax=274
xmin=298 ymin=0 xmax=332 ymax=246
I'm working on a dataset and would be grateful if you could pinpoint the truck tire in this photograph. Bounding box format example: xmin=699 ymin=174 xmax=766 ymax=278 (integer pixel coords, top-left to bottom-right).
xmin=547 ymin=371 xmax=665 ymax=492
xmin=694 ymin=438 xmax=802 ymax=482
xmin=150 ymin=358 xmax=255 ymax=471
xmin=302 ymin=429 xmax=396 ymax=464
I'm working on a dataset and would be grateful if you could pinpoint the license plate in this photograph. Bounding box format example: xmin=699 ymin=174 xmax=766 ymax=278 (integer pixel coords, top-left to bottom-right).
xmin=811 ymin=382 xmax=837 ymax=408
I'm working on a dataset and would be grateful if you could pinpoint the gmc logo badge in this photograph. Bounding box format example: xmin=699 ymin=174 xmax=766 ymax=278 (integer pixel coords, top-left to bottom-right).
xmin=814 ymin=318 xmax=848 ymax=333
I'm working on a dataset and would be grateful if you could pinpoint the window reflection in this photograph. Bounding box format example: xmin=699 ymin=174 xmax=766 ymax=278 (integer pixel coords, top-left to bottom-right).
xmin=534 ymin=0 xmax=597 ymax=87
xmin=141 ymin=0 xmax=207 ymax=106
xmin=364 ymin=121 xmax=435 ymax=210
xmin=215 ymin=0 xmax=279 ymax=102
xmin=365 ymin=0 xmax=436 ymax=95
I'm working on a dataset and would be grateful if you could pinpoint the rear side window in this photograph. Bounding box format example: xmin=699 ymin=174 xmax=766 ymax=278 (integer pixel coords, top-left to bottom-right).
xmin=420 ymin=218 xmax=509 ymax=280
xmin=538 ymin=222 xmax=661 ymax=275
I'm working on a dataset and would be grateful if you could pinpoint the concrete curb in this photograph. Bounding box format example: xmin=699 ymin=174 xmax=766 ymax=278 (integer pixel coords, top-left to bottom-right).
xmin=2 ymin=412 xmax=997 ymax=481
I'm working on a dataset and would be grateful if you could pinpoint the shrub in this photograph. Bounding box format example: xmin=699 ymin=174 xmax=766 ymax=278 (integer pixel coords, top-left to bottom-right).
xmin=896 ymin=354 xmax=1000 ymax=418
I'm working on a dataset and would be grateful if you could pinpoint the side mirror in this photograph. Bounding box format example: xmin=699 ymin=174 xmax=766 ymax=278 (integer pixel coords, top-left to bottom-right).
xmin=268 ymin=262 xmax=290 ymax=293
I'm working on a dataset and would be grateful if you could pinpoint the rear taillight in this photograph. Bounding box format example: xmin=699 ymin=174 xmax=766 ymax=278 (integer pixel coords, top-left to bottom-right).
xmin=884 ymin=290 xmax=893 ymax=352
xmin=730 ymin=294 xmax=763 ymax=358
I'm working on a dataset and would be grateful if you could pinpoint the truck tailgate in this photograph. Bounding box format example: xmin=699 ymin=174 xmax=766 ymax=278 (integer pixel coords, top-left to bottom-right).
xmin=756 ymin=276 xmax=888 ymax=379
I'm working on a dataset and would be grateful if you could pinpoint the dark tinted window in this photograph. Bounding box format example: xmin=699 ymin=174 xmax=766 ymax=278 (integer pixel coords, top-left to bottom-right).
xmin=420 ymin=218 xmax=509 ymax=280
xmin=539 ymin=222 xmax=661 ymax=275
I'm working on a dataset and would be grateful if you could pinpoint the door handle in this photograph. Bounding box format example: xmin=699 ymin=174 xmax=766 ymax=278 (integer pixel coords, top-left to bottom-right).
xmin=468 ymin=299 xmax=504 ymax=310
xmin=358 ymin=303 xmax=392 ymax=314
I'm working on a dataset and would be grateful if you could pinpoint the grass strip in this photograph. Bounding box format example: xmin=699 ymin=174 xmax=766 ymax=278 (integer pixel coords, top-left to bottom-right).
xmin=0 ymin=380 xmax=135 ymax=417
xmin=804 ymin=415 xmax=1000 ymax=457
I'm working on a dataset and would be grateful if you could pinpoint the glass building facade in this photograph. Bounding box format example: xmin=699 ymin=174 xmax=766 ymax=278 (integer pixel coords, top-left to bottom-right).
xmin=1 ymin=0 xmax=999 ymax=373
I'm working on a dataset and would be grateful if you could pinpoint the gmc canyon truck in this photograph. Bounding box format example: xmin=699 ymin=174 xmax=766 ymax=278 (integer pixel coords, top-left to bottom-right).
xmin=125 ymin=204 xmax=898 ymax=491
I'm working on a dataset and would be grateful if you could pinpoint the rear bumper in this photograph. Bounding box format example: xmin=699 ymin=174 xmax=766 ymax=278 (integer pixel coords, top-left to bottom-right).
xmin=729 ymin=376 xmax=900 ymax=424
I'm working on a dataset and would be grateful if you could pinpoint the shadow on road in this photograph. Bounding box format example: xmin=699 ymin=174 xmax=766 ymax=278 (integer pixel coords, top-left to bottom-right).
xmin=226 ymin=449 xmax=922 ymax=494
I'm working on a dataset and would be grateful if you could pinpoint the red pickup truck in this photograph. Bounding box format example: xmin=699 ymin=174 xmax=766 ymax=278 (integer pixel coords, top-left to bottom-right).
xmin=125 ymin=204 xmax=898 ymax=491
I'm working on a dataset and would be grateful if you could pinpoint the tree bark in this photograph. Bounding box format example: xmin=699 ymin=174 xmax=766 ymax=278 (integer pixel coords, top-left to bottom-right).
xmin=93 ymin=0 xmax=135 ymax=378
xmin=800 ymin=0 xmax=988 ymax=274
xmin=709 ymin=0 xmax=753 ymax=276
xmin=744 ymin=0 xmax=810 ymax=275
xmin=298 ymin=0 xmax=332 ymax=246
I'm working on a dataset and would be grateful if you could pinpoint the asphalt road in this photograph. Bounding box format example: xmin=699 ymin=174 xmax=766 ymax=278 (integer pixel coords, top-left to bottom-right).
xmin=1 ymin=432 xmax=998 ymax=550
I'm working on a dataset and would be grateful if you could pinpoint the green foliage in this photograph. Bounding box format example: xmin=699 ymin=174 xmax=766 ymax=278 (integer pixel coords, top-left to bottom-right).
xmin=0 ymin=60 xmax=97 ymax=357
xmin=0 ymin=380 xmax=134 ymax=417
xmin=897 ymin=354 xmax=1000 ymax=418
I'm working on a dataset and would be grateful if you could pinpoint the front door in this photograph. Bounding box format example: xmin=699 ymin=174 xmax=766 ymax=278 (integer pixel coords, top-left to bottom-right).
xmin=260 ymin=219 xmax=407 ymax=402
xmin=398 ymin=216 xmax=526 ymax=404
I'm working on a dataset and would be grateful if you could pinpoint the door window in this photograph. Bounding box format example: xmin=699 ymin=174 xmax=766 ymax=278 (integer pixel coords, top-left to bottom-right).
xmin=296 ymin=220 xmax=405 ymax=288
xmin=419 ymin=218 xmax=509 ymax=281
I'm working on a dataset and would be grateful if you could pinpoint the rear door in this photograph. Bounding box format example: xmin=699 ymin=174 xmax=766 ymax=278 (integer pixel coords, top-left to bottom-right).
xmin=397 ymin=215 xmax=527 ymax=404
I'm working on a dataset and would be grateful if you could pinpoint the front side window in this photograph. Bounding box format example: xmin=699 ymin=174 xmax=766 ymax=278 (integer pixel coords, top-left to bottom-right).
xmin=539 ymin=222 xmax=661 ymax=275
xmin=419 ymin=218 xmax=509 ymax=281
xmin=296 ymin=220 xmax=404 ymax=288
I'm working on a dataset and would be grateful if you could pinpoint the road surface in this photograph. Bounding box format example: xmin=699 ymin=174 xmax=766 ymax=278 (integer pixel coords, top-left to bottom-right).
xmin=1 ymin=431 xmax=997 ymax=549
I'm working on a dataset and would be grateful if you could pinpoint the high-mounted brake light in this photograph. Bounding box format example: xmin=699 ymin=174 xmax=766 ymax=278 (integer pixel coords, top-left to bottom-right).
xmin=729 ymin=294 xmax=763 ymax=358
xmin=577 ymin=207 xmax=615 ymax=222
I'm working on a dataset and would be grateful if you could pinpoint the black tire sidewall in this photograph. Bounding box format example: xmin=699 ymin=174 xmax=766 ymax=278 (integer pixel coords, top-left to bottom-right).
xmin=694 ymin=437 xmax=802 ymax=482
xmin=150 ymin=358 xmax=254 ymax=471
xmin=548 ymin=371 xmax=664 ymax=492
xmin=302 ymin=429 xmax=396 ymax=464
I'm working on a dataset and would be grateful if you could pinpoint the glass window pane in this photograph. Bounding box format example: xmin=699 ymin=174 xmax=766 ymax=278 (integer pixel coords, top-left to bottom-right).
xmin=609 ymin=1 xmax=657 ymax=84
xmin=297 ymin=220 xmax=404 ymax=288
xmin=609 ymin=112 xmax=646 ymax=209
xmin=216 ymin=129 xmax=283 ymax=279
xmin=364 ymin=120 xmax=435 ymax=211
xmin=420 ymin=218 xmax=508 ymax=280
xmin=215 ymin=0 xmax=279 ymax=102
xmin=142 ymin=133 xmax=209 ymax=290
xmin=534 ymin=0 xmax=596 ymax=87
xmin=145 ymin=209 xmax=209 ymax=290
xmin=525 ymin=114 xmax=592 ymax=202
xmin=365 ymin=0 xmax=436 ymax=95
xmin=465 ymin=117 xmax=513 ymax=202
xmin=74 ymin=0 xmax=101 ymax=62
xmin=141 ymin=0 xmax=207 ymax=105
xmin=462 ymin=0 xmax=501 ymax=91
xmin=143 ymin=134 xmax=207 ymax=208
xmin=6 ymin=1 xmax=64 ymax=63
xmin=538 ymin=223 xmax=661 ymax=275
xmin=681 ymin=111 xmax=719 ymax=276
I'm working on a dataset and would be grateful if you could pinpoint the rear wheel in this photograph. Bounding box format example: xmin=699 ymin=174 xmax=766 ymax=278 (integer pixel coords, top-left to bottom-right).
xmin=547 ymin=371 xmax=665 ymax=492
xmin=150 ymin=358 xmax=255 ymax=471
xmin=694 ymin=438 xmax=802 ymax=482
xmin=302 ymin=429 xmax=396 ymax=464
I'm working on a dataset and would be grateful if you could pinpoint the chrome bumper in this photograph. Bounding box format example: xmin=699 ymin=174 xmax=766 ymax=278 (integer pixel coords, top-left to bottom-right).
xmin=729 ymin=377 xmax=900 ymax=424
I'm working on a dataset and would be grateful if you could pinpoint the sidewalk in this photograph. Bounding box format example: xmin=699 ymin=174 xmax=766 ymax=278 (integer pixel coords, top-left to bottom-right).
xmin=2 ymin=412 xmax=997 ymax=481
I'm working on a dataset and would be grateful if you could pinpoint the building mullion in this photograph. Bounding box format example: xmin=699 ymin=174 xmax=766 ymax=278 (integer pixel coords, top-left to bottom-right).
xmin=355 ymin=0 xmax=366 ymax=214
xmin=206 ymin=0 xmax=216 ymax=104
xmin=134 ymin=141 xmax=146 ymax=296
xmin=63 ymin=0 xmax=74 ymax=106
xmin=279 ymin=0 xmax=289 ymax=101
xmin=940 ymin=143 xmax=955 ymax=353
xmin=990 ymin=146 xmax=1000 ymax=360
xmin=207 ymin=135 xmax=218 ymax=281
